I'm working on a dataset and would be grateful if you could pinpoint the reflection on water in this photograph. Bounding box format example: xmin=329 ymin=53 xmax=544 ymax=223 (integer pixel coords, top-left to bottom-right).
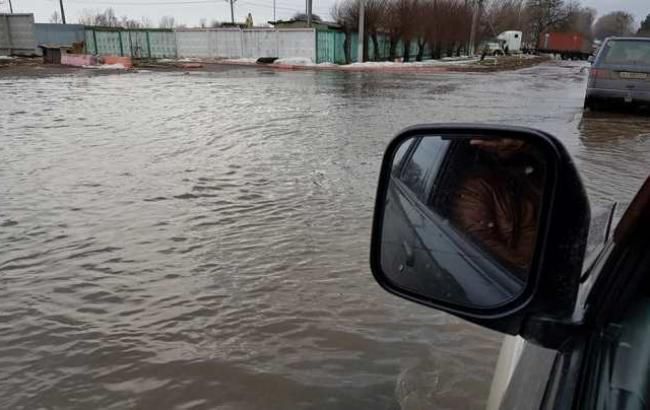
xmin=577 ymin=112 xmax=650 ymax=204
xmin=0 ymin=61 xmax=649 ymax=409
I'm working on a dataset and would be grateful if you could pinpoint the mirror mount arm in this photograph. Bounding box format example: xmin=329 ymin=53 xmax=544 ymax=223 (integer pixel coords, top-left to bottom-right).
xmin=521 ymin=315 xmax=586 ymax=351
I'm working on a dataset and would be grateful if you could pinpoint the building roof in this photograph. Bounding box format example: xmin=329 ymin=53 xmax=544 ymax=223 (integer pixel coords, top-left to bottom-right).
xmin=268 ymin=18 xmax=341 ymax=29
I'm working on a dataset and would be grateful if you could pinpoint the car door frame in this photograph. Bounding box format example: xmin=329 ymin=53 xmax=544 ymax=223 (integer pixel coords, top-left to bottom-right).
xmin=497 ymin=177 xmax=650 ymax=410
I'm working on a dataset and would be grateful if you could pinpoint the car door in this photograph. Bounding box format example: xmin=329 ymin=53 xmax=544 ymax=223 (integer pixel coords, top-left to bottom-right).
xmin=495 ymin=178 xmax=650 ymax=410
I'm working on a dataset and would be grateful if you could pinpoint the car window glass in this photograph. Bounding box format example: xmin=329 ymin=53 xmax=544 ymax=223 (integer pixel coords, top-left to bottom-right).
xmin=399 ymin=137 xmax=448 ymax=201
xmin=392 ymin=139 xmax=413 ymax=174
xmin=602 ymin=40 xmax=650 ymax=66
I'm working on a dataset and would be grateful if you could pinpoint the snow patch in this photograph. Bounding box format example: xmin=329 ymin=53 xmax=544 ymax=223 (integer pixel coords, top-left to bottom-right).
xmin=82 ymin=63 xmax=127 ymax=70
xmin=223 ymin=58 xmax=258 ymax=64
xmin=273 ymin=57 xmax=314 ymax=65
xmin=342 ymin=57 xmax=480 ymax=68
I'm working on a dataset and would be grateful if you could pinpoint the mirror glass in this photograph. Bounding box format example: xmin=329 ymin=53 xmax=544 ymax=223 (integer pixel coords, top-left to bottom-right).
xmin=380 ymin=135 xmax=547 ymax=308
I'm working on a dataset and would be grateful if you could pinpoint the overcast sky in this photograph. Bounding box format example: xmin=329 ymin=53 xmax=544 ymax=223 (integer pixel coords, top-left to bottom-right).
xmin=1 ymin=0 xmax=647 ymax=28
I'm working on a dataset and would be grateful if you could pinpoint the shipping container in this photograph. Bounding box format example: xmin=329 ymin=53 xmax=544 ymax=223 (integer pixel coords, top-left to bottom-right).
xmin=538 ymin=32 xmax=592 ymax=59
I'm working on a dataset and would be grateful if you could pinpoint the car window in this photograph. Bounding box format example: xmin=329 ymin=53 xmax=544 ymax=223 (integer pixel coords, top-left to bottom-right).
xmin=399 ymin=137 xmax=448 ymax=201
xmin=601 ymin=40 xmax=650 ymax=66
xmin=392 ymin=139 xmax=413 ymax=174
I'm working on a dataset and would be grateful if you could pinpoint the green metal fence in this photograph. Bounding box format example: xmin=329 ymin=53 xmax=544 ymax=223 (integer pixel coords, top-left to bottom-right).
xmin=316 ymin=30 xmax=346 ymax=64
xmin=316 ymin=30 xmax=432 ymax=64
xmin=85 ymin=27 xmax=177 ymax=58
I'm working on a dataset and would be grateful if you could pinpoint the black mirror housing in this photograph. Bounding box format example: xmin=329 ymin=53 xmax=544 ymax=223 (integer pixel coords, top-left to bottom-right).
xmin=370 ymin=124 xmax=590 ymax=341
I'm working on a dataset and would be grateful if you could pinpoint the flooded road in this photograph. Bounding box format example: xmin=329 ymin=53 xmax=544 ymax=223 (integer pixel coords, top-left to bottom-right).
xmin=1 ymin=61 xmax=649 ymax=410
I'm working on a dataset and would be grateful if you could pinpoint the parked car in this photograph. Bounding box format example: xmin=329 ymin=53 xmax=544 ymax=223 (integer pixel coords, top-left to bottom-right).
xmin=585 ymin=37 xmax=650 ymax=111
xmin=371 ymin=124 xmax=650 ymax=410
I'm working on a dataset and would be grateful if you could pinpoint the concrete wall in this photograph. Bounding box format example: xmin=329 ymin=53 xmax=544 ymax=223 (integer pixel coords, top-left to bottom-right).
xmin=176 ymin=28 xmax=316 ymax=61
xmin=0 ymin=14 xmax=37 ymax=56
xmin=277 ymin=29 xmax=315 ymax=59
xmin=34 ymin=23 xmax=85 ymax=47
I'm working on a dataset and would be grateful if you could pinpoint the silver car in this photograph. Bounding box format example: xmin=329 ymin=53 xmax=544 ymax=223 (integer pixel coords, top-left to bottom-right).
xmin=585 ymin=37 xmax=650 ymax=110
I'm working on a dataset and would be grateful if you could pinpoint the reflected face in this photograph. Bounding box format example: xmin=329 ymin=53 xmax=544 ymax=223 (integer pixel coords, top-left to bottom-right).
xmin=380 ymin=135 xmax=547 ymax=308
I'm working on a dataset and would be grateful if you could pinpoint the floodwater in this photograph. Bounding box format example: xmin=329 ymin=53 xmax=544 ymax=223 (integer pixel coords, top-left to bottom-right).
xmin=1 ymin=61 xmax=649 ymax=410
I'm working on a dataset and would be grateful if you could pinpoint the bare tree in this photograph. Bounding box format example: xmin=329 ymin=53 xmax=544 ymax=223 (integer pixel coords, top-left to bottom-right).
xmin=78 ymin=8 xmax=153 ymax=28
xmin=159 ymin=16 xmax=176 ymax=29
xmin=121 ymin=15 xmax=144 ymax=28
xmin=79 ymin=8 xmax=120 ymax=27
xmin=639 ymin=14 xmax=650 ymax=36
xmin=556 ymin=3 xmax=595 ymax=38
xmin=331 ymin=0 xmax=357 ymax=63
xmin=200 ymin=18 xmax=207 ymax=28
xmin=594 ymin=11 xmax=635 ymax=40
xmin=525 ymin=0 xmax=569 ymax=46
xmin=482 ymin=0 xmax=525 ymax=40
xmin=50 ymin=11 xmax=62 ymax=24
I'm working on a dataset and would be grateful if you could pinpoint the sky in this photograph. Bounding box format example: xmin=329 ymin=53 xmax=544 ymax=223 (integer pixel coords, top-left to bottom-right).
xmin=0 ymin=0 xmax=647 ymax=28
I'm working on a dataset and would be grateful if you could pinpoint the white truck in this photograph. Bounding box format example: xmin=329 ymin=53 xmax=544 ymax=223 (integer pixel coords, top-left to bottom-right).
xmin=481 ymin=30 xmax=523 ymax=56
xmin=497 ymin=30 xmax=523 ymax=54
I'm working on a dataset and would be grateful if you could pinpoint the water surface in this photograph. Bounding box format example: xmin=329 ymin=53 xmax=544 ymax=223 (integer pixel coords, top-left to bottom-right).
xmin=1 ymin=61 xmax=649 ymax=409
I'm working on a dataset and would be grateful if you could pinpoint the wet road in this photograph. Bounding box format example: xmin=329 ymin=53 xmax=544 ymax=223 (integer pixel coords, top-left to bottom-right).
xmin=1 ymin=61 xmax=649 ymax=410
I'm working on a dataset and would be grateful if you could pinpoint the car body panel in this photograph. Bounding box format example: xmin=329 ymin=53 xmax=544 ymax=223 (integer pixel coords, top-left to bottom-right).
xmin=587 ymin=37 xmax=650 ymax=104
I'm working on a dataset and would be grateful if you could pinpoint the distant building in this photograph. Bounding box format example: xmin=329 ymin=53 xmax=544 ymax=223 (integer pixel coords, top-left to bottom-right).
xmin=268 ymin=18 xmax=341 ymax=31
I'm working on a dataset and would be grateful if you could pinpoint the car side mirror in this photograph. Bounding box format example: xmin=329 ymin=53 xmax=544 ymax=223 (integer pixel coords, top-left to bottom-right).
xmin=588 ymin=55 xmax=594 ymax=63
xmin=370 ymin=125 xmax=590 ymax=347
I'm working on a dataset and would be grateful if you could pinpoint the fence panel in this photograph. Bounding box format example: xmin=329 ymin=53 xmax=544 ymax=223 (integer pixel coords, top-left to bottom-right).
xmin=0 ymin=13 xmax=37 ymax=55
xmin=93 ymin=30 xmax=123 ymax=55
xmin=211 ymin=29 xmax=242 ymax=58
xmin=176 ymin=30 xmax=210 ymax=58
xmin=316 ymin=31 xmax=351 ymax=64
xmin=85 ymin=28 xmax=176 ymax=58
xmin=242 ymin=29 xmax=276 ymax=58
xmin=34 ymin=23 xmax=84 ymax=48
xmin=316 ymin=30 xmax=335 ymax=63
xmin=148 ymin=31 xmax=176 ymax=58
xmin=277 ymin=29 xmax=315 ymax=60
xmin=127 ymin=31 xmax=147 ymax=58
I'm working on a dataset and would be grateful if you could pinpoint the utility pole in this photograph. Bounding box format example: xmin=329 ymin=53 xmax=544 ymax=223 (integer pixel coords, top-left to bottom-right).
xmin=8 ymin=0 xmax=13 ymax=13
xmin=273 ymin=0 xmax=276 ymax=21
xmin=357 ymin=0 xmax=364 ymax=62
xmin=227 ymin=0 xmax=235 ymax=24
xmin=59 ymin=0 xmax=67 ymax=24
xmin=468 ymin=0 xmax=482 ymax=55
xmin=306 ymin=0 xmax=312 ymax=27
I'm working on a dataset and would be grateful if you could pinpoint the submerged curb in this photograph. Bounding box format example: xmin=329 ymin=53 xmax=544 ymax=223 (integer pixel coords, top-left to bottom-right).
xmin=210 ymin=57 xmax=548 ymax=74
xmin=214 ymin=60 xmax=453 ymax=73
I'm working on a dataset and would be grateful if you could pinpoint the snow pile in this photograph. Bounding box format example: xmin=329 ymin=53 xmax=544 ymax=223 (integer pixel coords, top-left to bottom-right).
xmin=274 ymin=57 xmax=314 ymax=65
xmin=0 ymin=55 xmax=15 ymax=60
xmin=82 ymin=63 xmax=127 ymax=70
xmin=223 ymin=58 xmax=258 ymax=64
xmin=342 ymin=57 xmax=480 ymax=68
xmin=345 ymin=61 xmax=399 ymax=68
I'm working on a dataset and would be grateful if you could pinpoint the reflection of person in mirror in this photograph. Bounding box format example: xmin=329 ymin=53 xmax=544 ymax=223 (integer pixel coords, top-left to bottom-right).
xmin=451 ymin=138 xmax=544 ymax=277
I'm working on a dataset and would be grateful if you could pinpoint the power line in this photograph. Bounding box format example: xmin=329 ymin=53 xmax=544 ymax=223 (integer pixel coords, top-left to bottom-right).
xmin=60 ymin=0 xmax=219 ymax=5
xmin=50 ymin=0 xmax=330 ymax=13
